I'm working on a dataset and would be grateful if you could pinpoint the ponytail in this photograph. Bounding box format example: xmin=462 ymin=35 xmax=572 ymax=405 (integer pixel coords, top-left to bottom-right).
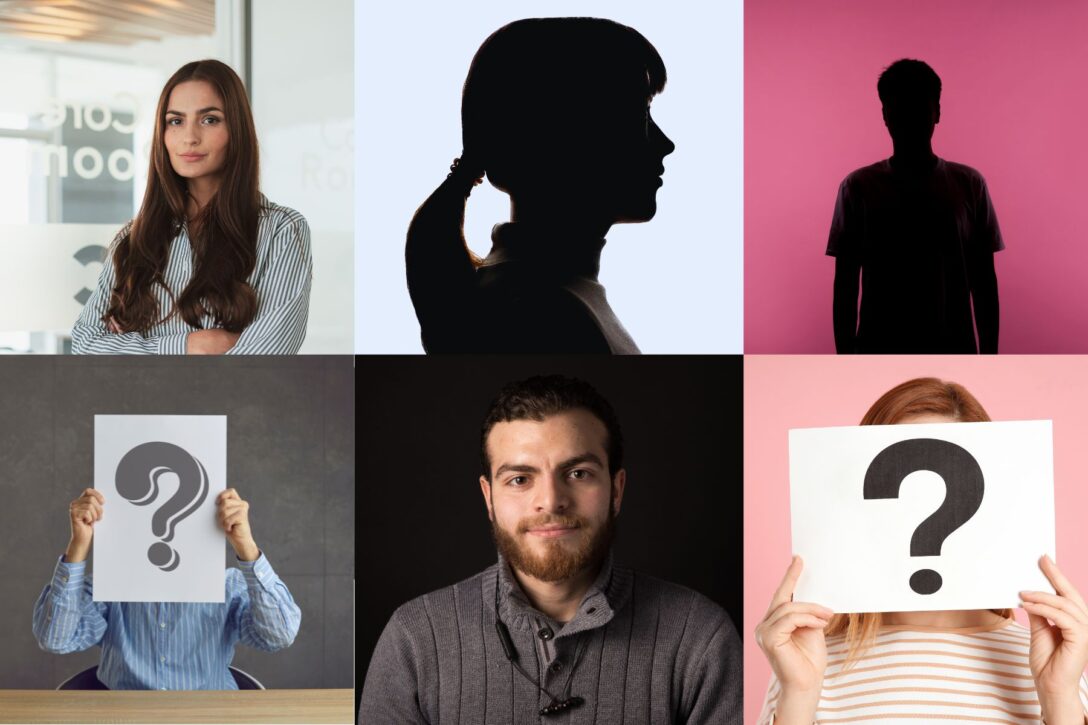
xmin=405 ymin=155 xmax=485 ymax=352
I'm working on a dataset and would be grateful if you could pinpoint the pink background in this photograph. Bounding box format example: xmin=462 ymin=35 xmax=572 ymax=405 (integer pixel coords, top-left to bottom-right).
xmin=745 ymin=0 xmax=1088 ymax=353
xmin=743 ymin=355 xmax=1088 ymax=723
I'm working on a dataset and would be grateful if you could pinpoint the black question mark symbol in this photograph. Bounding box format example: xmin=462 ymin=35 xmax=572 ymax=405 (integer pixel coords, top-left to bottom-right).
xmin=863 ymin=438 xmax=985 ymax=595
xmin=115 ymin=442 xmax=209 ymax=572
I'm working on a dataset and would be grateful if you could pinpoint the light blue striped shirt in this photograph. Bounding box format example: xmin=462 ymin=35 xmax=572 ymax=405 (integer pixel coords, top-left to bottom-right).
xmin=71 ymin=197 xmax=312 ymax=355
xmin=32 ymin=552 xmax=301 ymax=690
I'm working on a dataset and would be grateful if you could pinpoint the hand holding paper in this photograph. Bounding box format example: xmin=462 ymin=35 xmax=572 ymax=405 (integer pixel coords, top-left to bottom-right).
xmin=789 ymin=420 xmax=1055 ymax=612
xmin=217 ymin=488 xmax=259 ymax=562
xmin=754 ymin=556 xmax=831 ymax=725
xmin=1022 ymin=555 xmax=1088 ymax=725
xmin=65 ymin=488 xmax=105 ymax=564
xmin=94 ymin=415 xmax=227 ymax=602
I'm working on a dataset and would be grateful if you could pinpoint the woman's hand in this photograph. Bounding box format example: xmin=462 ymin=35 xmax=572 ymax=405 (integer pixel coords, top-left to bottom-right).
xmin=186 ymin=329 xmax=241 ymax=354
xmin=1022 ymin=555 xmax=1088 ymax=725
xmin=755 ymin=556 xmax=832 ymax=724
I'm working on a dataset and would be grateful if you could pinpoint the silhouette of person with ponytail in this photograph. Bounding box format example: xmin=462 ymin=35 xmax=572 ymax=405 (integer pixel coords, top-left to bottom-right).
xmin=406 ymin=18 xmax=675 ymax=354
xmin=828 ymin=59 xmax=1003 ymax=354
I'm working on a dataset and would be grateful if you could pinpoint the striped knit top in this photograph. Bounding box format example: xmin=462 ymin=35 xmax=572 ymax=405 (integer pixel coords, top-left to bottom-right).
xmin=360 ymin=554 xmax=743 ymax=724
xmin=71 ymin=196 xmax=312 ymax=355
xmin=757 ymin=619 xmax=1088 ymax=724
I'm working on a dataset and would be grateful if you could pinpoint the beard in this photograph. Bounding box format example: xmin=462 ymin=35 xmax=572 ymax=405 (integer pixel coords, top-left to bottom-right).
xmin=492 ymin=508 xmax=615 ymax=583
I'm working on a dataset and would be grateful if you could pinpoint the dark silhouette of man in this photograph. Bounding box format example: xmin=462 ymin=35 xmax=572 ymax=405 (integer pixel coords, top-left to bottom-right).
xmin=829 ymin=59 xmax=1003 ymax=354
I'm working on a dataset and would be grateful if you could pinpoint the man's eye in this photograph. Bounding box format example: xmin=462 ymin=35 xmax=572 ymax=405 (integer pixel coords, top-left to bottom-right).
xmin=569 ymin=469 xmax=589 ymax=480
xmin=510 ymin=476 xmax=528 ymax=486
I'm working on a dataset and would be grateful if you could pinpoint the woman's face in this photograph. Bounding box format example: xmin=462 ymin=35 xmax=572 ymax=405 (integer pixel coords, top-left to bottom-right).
xmin=163 ymin=80 xmax=229 ymax=186
xmin=612 ymin=97 xmax=675 ymax=224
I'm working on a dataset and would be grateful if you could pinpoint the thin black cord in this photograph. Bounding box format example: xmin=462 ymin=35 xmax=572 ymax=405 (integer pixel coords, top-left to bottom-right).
xmin=493 ymin=574 xmax=587 ymax=717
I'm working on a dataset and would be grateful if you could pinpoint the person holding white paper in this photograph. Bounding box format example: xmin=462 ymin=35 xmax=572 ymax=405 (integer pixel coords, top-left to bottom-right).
xmin=32 ymin=487 xmax=301 ymax=690
xmin=755 ymin=378 xmax=1088 ymax=724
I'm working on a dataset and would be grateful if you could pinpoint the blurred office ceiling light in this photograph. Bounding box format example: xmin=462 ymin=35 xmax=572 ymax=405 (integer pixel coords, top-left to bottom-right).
xmin=0 ymin=0 xmax=214 ymax=44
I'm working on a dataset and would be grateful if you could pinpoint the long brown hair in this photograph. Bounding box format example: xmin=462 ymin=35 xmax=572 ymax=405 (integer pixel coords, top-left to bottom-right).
xmin=107 ymin=59 xmax=260 ymax=334
xmin=825 ymin=378 xmax=1013 ymax=665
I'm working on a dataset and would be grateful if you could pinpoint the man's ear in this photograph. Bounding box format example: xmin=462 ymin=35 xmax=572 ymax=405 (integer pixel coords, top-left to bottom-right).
xmin=479 ymin=475 xmax=494 ymax=521
xmin=611 ymin=469 xmax=627 ymax=516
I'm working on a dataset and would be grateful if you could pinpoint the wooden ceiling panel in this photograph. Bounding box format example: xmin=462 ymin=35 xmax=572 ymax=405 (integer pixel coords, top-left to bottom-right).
xmin=0 ymin=0 xmax=215 ymax=45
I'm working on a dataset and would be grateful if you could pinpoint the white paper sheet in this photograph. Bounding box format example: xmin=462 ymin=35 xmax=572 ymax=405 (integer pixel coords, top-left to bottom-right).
xmin=789 ymin=420 xmax=1055 ymax=613
xmin=93 ymin=415 xmax=227 ymax=602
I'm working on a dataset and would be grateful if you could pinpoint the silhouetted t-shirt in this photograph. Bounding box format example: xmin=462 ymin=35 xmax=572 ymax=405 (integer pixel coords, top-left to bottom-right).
xmin=827 ymin=157 xmax=1004 ymax=353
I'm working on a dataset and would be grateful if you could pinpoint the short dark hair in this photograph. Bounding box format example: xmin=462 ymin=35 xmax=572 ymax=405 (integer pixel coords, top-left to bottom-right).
xmin=480 ymin=375 xmax=624 ymax=479
xmin=877 ymin=59 xmax=941 ymax=106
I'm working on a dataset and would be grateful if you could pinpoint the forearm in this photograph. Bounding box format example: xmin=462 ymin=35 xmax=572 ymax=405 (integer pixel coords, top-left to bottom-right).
xmin=832 ymin=259 xmax=860 ymax=354
xmin=1038 ymin=690 xmax=1085 ymax=725
xmin=223 ymin=288 xmax=309 ymax=355
xmin=237 ymin=554 xmax=301 ymax=650
xmin=32 ymin=557 xmax=103 ymax=653
xmin=972 ymin=283 xmax=999 ymax=354
xmin=71 ymin=324 xmax=189 ymax=355
xmin=772 ymin=690 xmax=821 ymax=725
xmin=64 ymin=538 xmax=90 ymax=564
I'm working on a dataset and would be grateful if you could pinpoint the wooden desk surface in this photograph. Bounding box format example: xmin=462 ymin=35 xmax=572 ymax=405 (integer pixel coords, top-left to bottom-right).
xmin=0 ymin=688 xmax=354 ymax=724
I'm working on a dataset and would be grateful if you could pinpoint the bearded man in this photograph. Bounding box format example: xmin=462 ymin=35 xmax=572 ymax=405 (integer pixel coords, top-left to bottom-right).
xmin=359 ymin=375 xmax=742 ymax=724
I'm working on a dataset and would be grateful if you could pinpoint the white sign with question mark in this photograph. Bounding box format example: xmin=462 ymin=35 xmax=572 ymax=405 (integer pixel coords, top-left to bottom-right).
xmin=789 ymin=420 xmax=1055 ymax=613
xmin=93 ymin=415 xmax=227 ymax=603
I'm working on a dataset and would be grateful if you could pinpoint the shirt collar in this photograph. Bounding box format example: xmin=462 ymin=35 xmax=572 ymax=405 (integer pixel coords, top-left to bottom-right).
xmin=491 ymin=550 xmax=628 ymax=638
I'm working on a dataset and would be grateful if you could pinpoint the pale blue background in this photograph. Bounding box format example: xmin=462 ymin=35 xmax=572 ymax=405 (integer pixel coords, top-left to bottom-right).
xmin=355 ymin=0 xmax=744 ymax=353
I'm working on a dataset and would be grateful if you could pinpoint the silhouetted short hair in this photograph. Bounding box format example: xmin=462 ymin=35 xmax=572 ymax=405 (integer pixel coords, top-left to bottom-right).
xmin=877 ymin=59 xmax=941 ymax=106
xmin=480 ymin=375 xmax=624 ymax=479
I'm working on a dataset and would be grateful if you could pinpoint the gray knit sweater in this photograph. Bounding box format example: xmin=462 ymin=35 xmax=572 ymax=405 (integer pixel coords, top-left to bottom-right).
xmin=360 ymin=555 xmax=742 ymax=724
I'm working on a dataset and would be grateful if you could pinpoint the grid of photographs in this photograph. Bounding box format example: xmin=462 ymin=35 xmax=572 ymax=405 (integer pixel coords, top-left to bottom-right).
xmin=2 ymin=2 xmax=1087 ymax=724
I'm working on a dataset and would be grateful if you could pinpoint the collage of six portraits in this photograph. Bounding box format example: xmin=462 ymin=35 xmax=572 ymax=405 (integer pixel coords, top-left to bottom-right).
xmin=3 ymin=1 xmax=1088 ymax=724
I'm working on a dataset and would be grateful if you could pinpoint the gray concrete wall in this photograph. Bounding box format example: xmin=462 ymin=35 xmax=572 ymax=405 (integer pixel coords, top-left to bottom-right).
xmin=0 ymin=356 xmax=354 ymax=690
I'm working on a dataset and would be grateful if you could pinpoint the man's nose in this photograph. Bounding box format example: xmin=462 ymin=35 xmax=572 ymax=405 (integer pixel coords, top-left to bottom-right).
xmin=532 ymin=475 xmax=571 ymax=513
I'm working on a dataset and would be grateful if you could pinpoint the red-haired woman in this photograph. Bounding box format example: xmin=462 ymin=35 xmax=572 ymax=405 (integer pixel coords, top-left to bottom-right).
xmin=72 ymin=59 xmax=311 ymax=354
xmin=756 ymin=378 xmax=1088 ymax=724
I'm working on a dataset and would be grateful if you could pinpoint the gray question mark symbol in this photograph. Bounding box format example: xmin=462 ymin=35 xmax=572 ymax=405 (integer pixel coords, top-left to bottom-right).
xmin=73 ymin=245 xmax=106 ymax=305
xmin=115 ymin=442 xmax=209 ymax=572
xmin=863 ymin=438 xmax=985 ymax=595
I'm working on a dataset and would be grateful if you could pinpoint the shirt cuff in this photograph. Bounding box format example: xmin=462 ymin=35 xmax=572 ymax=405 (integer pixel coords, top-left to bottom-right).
xmin=53 ymin=554 xmax=87 ymax=591
xmin=237 ymin=551 xmax=276 ymax=590
xmin=157 ymin=332 xmax=190 ymax=355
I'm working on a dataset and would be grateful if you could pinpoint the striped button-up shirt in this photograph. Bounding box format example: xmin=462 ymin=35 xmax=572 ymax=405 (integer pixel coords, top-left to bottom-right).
xmin=32 ymin=552 xmax=301 ymax=690
xmin=71 ymin=197 xmax=312 ymax=355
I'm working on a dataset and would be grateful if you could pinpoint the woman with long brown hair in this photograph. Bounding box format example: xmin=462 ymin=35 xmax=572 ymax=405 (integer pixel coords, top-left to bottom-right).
xmin=71 ymin=59 xmax=311 ymax=354
xmin=755 ymin=378 xmax=1088 ymax=723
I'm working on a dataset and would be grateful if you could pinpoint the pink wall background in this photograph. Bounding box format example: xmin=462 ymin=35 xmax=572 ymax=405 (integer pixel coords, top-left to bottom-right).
xmin=743 ymin=355 xmax=1088 ymax=723
xmin=745 ymin=0 xmax=1088 ymax=353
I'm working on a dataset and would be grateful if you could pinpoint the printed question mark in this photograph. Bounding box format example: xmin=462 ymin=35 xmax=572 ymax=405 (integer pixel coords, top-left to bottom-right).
xmin=115 ymin=441 xmax=209 ymax=572
xmin=73 ymin=245 xmax=106 ymax=305
xmin=863 ymin=438 xmax=984 ymax=595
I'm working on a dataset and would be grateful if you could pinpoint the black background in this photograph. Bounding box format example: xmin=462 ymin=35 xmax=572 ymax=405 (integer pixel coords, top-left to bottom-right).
xmin=356 ymin=355 xmax=743 ymax=692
